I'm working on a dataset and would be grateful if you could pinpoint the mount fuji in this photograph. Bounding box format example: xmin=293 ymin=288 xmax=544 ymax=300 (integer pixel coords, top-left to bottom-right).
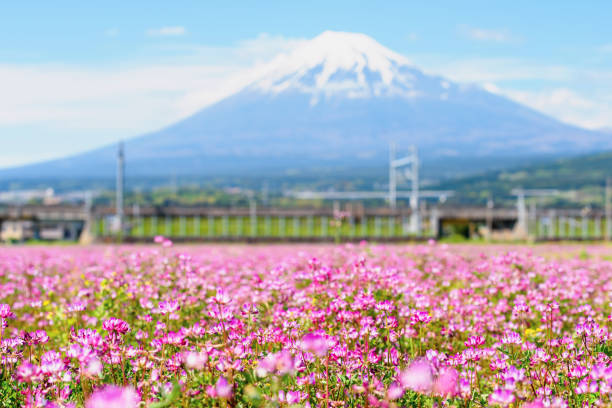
xmin=3 ymin=31 xmax=610 ymax=185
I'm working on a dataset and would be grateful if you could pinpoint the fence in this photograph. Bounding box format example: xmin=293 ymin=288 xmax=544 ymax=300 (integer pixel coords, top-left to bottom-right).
xmin=94 ymin=213 xmax=434 ymax=240
xmin=91 ymin=206 xmax=612 ymax=242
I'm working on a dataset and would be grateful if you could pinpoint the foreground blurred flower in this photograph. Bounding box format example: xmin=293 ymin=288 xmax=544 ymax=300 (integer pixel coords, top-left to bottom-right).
xmin=400 ymin=359 xmax=433 ymax=393
xmin=85 ymin=358 xmax=103 ymax=378
xmin=86 ymin=386 xmax=139 ymax=408
xmin=207 ymin=377 xmax=233 ymax=399
xmin=433 ymin=367 xmax=458 ymax=397
xmin=489 ymin=388 xmax=515 ymax=406
xmin=256 ymin=350 xmax=297 ymax=376
xmin=16 ymin=361 xmax=42 ymax=383
xmin=300 ymin=333 xmax=329 ymax=357
xmin=184 ymin=351 xmax=208 ymax=370
xmin=387 ymin=383 xmax=404 ymax=400
xmin=523 ymin=400 xmax=545 ymax=408
xmin=278 ymin=390 xmax=301 ymax=404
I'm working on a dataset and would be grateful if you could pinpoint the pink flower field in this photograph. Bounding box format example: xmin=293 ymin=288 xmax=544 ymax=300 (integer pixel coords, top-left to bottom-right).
xmin=0 ymin=241 xmax=611 ymax=407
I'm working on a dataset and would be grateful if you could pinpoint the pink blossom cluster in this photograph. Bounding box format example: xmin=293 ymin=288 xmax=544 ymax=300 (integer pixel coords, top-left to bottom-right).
xmin=0 ymin=241 xmax=610 ymax=407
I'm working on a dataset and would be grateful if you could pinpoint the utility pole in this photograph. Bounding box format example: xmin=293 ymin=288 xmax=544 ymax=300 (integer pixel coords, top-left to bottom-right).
xmin=388 ymin=142 xmax=397 ymax=209
xmin=409 ymin=145 xmax=420 ymax=234
xmin=262 ymin=181 xmax=269 ymax=206
xmin=116 ymin=142 xmax=125 ymax=239
xmin=606 ymin=177 xmax=611 ymax=241
xmin=486 ymin=196 xmax=493 ymax=241
xmin=249 ymin=192 xmax=257 ymax=237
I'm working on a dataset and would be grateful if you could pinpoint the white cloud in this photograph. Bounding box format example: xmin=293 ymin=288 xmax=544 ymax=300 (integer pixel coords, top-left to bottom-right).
xmin=495 ymin=88 xmax=612 ymax=129
xmin=459 ymin=25 xmax=515 ymax=43
xmin=0 ymin=33 xmax=304 ymax=167
xmin=167 ymin=33 xmax=307 ymax=66
xmin=146 ymin=26 xmax=186 ymax=37
xmin=0 ymin=64 xmax=239 ymax=126
xmin=417 ymin=55 xmax=612 ymax=130
xmin=0 ymin=34 xmax=305 ymax=127
xmin=234 ymin=33 xmax=306 ymax=61
xmin=480 ymin=81 xmax=612 ymax=129
xmin=419 ymin=56 xmax=572 ymax=83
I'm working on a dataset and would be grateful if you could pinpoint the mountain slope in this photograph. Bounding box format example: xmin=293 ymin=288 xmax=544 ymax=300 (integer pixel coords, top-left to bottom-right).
xmin=2 ymin=31 xmax=610 ymax=184
xmin=433 ymin=151 xmax=612 ymax=206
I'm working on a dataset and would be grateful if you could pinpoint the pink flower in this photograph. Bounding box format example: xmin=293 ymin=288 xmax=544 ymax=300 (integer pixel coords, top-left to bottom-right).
xmin=489 ymin=388 xmax=515 ymax=406
xmin=400 ymin=359 xmax=433 ymax=394
xmin=464 ymin=335 xmax=485 ymax=348
xmin=256 ymin=350 xmax=297 ymax=376
xmin=433 ymin=367 xmax=458 ymax=397
xmin=85 ymin=358 xmax=103 ymax=378
xmin=24 ymin=330 xmax=49 ymax=345
xmin=153 ymin=235 xmax=165 ymax=243
xmin=73 ymin=328 xmax=103 ymax=348
xmin=207 ymin=377 xmax=233 ymax=399
xmin=500 ymin=330 xmax=522 ymax=345
xmin=300 ymin=333 xmax=329 ymax=357
xmin=184 ymin=351 xmax=208 ymax=370
xmin=387 ymin=383 xmax=404 ymax=400
xmin=278 ymin=390 xmax=301 ymax=404
xmin=524 ymin=400 xmax=545 ymax=408
xmin=410 ymin=310 xmax=431 ymax=325
xmin=67 ymin=301 xmax=86 ymax=313
xmin=0 ymin=304 xmax=14 ymax=319
xmin=157 ymin=300 xmax=180 ymax=315
xmin=16 ymin=362 xmax=43 ymax=383
xmin=86 ymin=386 xmax=140 ymax=408
xmin=102 ymin=318 xmax=130 ymax=334
xmin=210 ymin=290 xmax=231 ymax=305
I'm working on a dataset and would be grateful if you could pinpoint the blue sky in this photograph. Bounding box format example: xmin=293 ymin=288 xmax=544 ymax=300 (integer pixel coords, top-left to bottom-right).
xmin=1 ymin=0 xmax=611 ymax=168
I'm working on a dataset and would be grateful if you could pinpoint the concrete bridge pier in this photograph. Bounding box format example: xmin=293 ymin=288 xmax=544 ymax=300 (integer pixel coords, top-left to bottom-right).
xmin=429 ymin=206 xmax=439 ymax=238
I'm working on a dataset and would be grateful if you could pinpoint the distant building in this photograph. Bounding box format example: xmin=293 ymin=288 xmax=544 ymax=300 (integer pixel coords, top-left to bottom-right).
xmin=38 ymin=221 xmax=83 ymax=241
xmin=1 ymin=220 xmax=35 ymax=242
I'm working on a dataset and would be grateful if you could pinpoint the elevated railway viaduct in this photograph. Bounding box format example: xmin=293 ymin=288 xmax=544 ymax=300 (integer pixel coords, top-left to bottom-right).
xmin=0 ymin=204 xmax=606 ymax=242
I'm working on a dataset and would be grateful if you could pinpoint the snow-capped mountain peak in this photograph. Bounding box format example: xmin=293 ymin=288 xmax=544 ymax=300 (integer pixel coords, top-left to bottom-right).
xmin=4 ymin=31 xmax=609 ymax=181
xmin=248 ymin=31 xmax=446 ymax=101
